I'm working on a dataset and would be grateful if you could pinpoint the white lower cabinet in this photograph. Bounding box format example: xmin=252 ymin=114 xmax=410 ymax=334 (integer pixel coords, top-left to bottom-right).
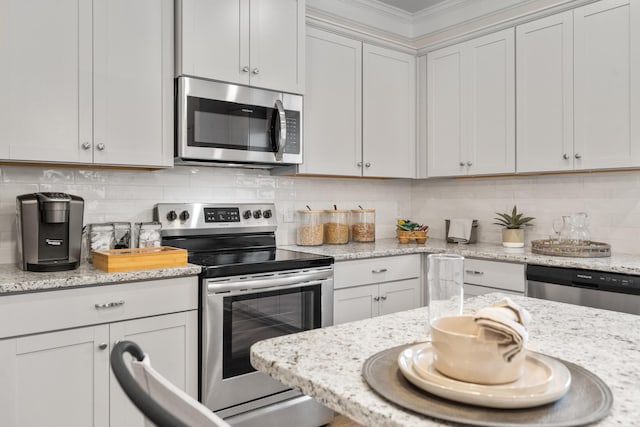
xmin=462 ymin=259 xmax=525 ymax=298
xmin=333 ymin=255 xmax=422 ymax=324
xmin=0 ymin=277 xmax=198 ymax=427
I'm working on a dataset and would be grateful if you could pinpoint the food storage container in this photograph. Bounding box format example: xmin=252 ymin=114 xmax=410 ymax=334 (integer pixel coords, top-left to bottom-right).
xmin=85 ymin=223 xmax=115 ymax=263
xmin=323 ymin=210 xmax=350 ymax=244
xmin=296 ymin=210 xmax=324 ymax=246
xmin=350 ymin=209 xmax=375 ymax=242
xmin=135 ymin=222 xmax=162 ymax=248
xmin=112 ymin=222 xmax=131 ymax=249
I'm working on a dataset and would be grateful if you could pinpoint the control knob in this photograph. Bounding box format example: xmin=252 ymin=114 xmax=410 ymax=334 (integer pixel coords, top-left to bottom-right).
xmin=253 ymin=210 xmax=262 ymax=219
xmin=166 ymin=210 xmax=178 ymax=221
xmin=243 ymin=210 xmax=252 ymax=220
xmin=263 ymin=209 xmax=273 ymax=219
xmin=179 ymin=210 xmax=190 ymax=221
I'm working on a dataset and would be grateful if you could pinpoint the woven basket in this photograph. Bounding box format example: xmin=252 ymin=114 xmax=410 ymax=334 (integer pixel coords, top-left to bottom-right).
xmin=531 ymin=240 xmax=611 ymax=258
xmin=396 ymin=229 xmax=428 ymax=244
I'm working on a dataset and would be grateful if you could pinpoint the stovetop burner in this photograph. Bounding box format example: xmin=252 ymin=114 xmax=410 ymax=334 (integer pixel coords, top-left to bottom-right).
xmin=154 ymin=202 xmax=333 ymax=277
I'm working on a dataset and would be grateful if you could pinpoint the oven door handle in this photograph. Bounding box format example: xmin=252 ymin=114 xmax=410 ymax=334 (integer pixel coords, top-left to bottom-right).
xmin=207 ymin=269 xmax=331 ymax=294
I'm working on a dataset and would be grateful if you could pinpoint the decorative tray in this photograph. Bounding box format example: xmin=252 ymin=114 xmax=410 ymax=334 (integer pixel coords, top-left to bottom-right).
xmin=92 ymin=246 xmax=188 ymax=272
xmin=531 ymin=240 xmax=611 ymax=258
xmin=362 ymin=343 xmax=612 ymax=427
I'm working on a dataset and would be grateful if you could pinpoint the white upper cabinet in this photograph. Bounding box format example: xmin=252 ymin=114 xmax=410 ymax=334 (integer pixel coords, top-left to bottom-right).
xmin=301 ymin=28 xmax=416 ymax=178
xmin=0 ymin=0 xmax=173 ymax=167
xmin=517 ymin=0 xmax=638 ymax=173
xmin=178 ymin=0 xmax=304 ymax=94
xmin=427 ymin=28 xmax=515 ymax=177
xmin=574 ymin=0 xmax=639 ymax=170
xmin=300 ymin=28 xmax=362 ymax=176
xmin=363 ymin=44 xmax=417 ymax=178
xmin=516 ymin=11 xmax=574 ymax=173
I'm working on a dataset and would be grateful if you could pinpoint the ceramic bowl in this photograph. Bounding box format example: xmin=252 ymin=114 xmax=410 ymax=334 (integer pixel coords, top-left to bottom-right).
xmin=430 ymin=315 xmax=526 ymax=384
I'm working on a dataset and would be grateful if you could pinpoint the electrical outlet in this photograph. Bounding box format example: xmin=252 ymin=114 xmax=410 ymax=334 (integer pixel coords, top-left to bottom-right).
xmin=283 ymin=206 xmax=295 ymax=223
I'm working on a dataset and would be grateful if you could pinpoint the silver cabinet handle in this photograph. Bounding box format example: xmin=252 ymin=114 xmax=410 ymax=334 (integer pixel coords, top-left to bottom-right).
xmin=563 ymin=153 xmax=570 ymax=160
xmin=94 ymin=300 xmax=125 ymax=309
xmin=242 ymin=66 xmax=250 ymax=72
xmin=380 ymin=295 xmax=387 ymax=301
xmin=96 ymin=143 xmax=105 ymax=151
xmin=371 ymin=268 xmax=388 ymax=274
xmin=98 ymin=343 xmax=108 ymax=350
xmin=575 ymin=153 xmax=582 ymax=159
xmin=81 ymin=142 xmax=91 ymax=150
xmin=467 ymin=161 xmax=473 ymax=166
xmin=357 ymin=162 xmax=363 ymax=167
xmin=365 ymin=162 xmax=371 ymax=168
xmin=459 ymin=161 xmax=465 ymax=166
xmin=373 ymin=296 xmax=380 ymax=301
xmin=252 ymin=68 xmax=260 ymax=75
xmin=465 ymin=270 xmax=484 ymax=275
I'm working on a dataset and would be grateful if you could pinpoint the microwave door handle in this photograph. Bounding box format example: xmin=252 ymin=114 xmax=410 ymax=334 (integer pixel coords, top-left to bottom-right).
xmin=274 ymin=99 xmax=287 ymax=161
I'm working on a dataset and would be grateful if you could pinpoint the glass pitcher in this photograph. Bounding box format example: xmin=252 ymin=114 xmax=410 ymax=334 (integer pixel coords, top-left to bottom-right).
xmin=560 ymin=212 xmax=590 ymax=245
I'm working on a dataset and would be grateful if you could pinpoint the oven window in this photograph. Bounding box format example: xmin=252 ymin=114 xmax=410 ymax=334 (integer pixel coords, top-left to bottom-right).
xmin=188 ymin=96 xmax=275 ymax=152
xmin=222 ymin=284 xmax=322 ymax=378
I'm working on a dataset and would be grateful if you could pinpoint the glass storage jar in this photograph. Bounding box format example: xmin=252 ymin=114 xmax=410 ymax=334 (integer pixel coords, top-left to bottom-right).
xmin=350 ymin=209 xmax=375 ymax=242
xmin=296 ymin=210 xmax=324 ymax=246
xmin=323 ymin=210 xmax=350 ymax=244
xmin=112 ymin=222 xmax=131 ymax=249
xmin=85 ymin=223 xmax=115 ymax=263
xmin=135 ymin=222 xmax=162 ymax=248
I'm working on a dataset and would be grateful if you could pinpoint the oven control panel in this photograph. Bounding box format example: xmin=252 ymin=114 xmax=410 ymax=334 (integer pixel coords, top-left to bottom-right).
xmin=154 ymin=203 xmax=277 ymax=233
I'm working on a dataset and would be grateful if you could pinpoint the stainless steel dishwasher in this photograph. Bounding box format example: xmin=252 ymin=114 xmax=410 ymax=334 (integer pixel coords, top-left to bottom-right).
xmin=526 ymin=265 xmax=640 ymax=315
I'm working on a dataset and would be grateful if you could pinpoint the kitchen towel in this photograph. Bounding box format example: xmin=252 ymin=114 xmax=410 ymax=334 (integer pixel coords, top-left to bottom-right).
xmin=448 ymin=218 xmax=474 ymax=243
xmin=474 ymin=297 xmax=531 ymax=362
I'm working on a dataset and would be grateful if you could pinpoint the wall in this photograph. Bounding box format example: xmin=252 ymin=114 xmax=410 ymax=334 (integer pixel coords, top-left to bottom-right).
xmin=0 ymin=165 xmax=412 ymax=264
xmin=412 ymin=170 xmax=640 ymax=254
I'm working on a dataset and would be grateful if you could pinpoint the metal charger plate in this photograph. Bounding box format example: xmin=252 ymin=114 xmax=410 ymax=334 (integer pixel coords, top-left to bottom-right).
xmin=362 ymin=344 xmax=612 ymax=427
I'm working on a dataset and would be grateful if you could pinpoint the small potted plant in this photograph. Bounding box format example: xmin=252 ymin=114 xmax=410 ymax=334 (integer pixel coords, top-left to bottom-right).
xmin=493 ymin=206 xmax=535 ymax=248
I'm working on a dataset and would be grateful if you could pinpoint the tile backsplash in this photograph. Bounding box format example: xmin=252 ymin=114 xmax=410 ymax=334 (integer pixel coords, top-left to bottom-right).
xmin=2 ymin=165 xmax=640 ymax=265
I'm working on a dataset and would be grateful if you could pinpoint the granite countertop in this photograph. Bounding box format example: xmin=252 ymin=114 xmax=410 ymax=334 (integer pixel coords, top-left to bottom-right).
xmin=0 ymin=262 xmax=202 ymax=295
xmin=251 ymin=294 xmax=640 ymax=427
xmin=282 ymin=238 xmax=640 ymax=274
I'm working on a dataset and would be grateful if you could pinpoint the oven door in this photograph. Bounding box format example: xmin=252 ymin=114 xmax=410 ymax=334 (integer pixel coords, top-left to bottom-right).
xmin=177 ymin=76 xmax=302 ymax=165
xmin=202 ymin=267 xmax=333 ymax=412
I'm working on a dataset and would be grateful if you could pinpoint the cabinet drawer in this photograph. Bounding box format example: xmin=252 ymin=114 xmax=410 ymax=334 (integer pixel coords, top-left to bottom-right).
xmin=334 ymin=255 xmax=421 ymax=289
xmin=464 ymin=283 xmax=523 ymax=298
xmin=0 ymin=277 xmax=198 ymax=339
xmin=463 ymin=259 xmax=525 ymax=292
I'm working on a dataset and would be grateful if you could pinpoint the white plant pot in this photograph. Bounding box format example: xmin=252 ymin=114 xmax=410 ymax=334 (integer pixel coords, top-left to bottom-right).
xmin=502 ymin=228 xmax=524 ymax=248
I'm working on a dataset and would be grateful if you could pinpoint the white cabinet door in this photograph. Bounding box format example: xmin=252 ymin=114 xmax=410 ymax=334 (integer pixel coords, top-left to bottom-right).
xmin=0 ymin=0 xmax=92 ymax=163
xmin=378 ymin=278 xmax=421 ymax=316
xmin=110 ymin=311 xmax=198 ymax=427
xmin=363 ymin=44 xmax=416 ymax=178
xmin=93 ymin=0 xmax=173 ymax=167
xmin=334 ymin=284 xmax=379 ymax=325
xmin=427 ymin=43 xmax=466 ymax=177
xmin=574 ymin=0 xmax=639 ymax=170
xmin=0 ymin=326 xmax=110 ymax=427
xmin=179 ymin=0 xmax=248 ymax=85
xmin=516 ymin=11 xmax=574 ymax=173
xmin=249 ymin=0 xmax=304 ymax=94
xmin=466 ymin=28 xmax=515 ymax=175
xmin=301 ymin=28 xmax=362 ymax=176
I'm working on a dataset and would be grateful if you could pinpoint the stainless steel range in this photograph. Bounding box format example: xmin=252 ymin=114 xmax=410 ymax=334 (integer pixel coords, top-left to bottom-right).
xmin=154 ymin=203 xmax=334 ymax=427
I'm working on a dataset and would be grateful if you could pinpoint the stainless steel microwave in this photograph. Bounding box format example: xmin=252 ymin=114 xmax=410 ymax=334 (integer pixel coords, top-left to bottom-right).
xmin=176 ymin=77 xmax=302 ymax=167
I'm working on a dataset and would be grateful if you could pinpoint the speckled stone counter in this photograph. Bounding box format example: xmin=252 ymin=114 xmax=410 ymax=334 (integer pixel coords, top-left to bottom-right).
xmin=0 ymin=262 xmax=201 ymax=295
xmin=282 ymin=238 xmax=640 ymax=275
xmin=251 ymin=294 xmax=640 ymax=427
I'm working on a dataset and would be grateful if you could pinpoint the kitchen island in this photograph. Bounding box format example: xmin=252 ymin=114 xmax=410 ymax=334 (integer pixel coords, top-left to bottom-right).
xmin=251 ymin=294 xmax=639 ymax=427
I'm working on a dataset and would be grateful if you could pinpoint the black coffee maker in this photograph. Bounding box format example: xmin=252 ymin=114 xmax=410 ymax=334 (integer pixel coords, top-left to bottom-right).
xmin=16 ymin=192 xmax=84 ymax=272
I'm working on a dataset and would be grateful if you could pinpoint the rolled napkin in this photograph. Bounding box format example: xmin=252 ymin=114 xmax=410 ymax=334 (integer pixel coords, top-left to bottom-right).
xmin=474 ymin=297 xmax=531 ymax=362
xmin=448 ymin=218 xmax=474 ymax=243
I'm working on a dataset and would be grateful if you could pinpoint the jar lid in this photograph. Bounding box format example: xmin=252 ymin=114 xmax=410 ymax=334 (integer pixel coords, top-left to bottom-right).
xmin=297 ymin=209 xmax=324 ymax=214
xmin=350 ymin=209 xmax=375 ymax=213
xmin=324 ymin=209 xmax=350 ymax=213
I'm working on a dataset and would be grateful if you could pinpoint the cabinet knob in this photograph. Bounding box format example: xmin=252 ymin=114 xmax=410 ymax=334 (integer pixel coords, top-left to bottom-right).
xmin=98 ymin=343 xmax=108 ymax=350
xmin=574 ymin=153 xmax=582 ymax=159
xmin=467 ymin=161 xmax=473 ymax=166
xmin=242 ymin=66 xmax=250 ymax=73
xmin=96 ymin=143 xmax=105 ymax=151
xmin=380 ymin=295 xmax=387 ymax=301
xmin=563 ymin=153 xmax=570 ymax=160
xmin=373 ymin=296 xmax=380 ymax=301
xmin=459 ymin=161 xmax=465 ymax=166
xmin=365 ymin=162 xmax=371 ymax=168
xmin=81 ymin=142 xmax=91 ymax=150
xmin=252 ymin=68 xmax=260 ymax=75
xmin=357 ymin=162 xmax=362 ymax=167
